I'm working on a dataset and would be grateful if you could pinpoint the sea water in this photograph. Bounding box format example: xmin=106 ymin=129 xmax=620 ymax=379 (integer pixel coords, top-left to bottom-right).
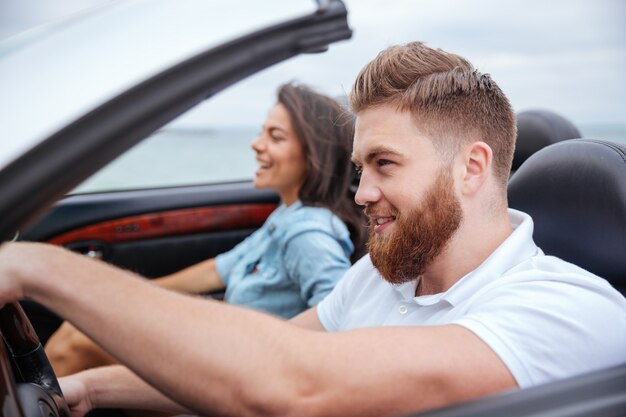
xmin=72 ymin=124 xmax=626 ymax=195
xmin=73 ymin=128 xmax=258 ymax=194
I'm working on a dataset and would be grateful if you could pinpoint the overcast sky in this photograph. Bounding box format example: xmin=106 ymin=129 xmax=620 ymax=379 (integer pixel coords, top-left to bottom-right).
xmin=1 ymin=0 xmax=625 ymax=128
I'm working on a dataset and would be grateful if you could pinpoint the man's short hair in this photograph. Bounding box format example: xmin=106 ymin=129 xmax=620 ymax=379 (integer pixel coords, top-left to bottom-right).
xmin=350 ymin=42 xmax=516 ymax=188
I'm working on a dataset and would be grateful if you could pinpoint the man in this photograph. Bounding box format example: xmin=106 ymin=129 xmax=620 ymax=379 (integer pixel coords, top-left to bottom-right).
xmin=1 ymin=42 xmax=624 ymax=417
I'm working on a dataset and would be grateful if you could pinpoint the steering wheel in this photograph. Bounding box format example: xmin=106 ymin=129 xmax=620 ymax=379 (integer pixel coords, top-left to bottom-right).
xmin=0 ymin=302 xmax=70 ymax=417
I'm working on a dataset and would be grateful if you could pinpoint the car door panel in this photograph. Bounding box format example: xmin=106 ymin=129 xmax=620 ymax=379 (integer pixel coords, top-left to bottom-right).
xmin=21 ymin=181 xmax=279 ymax=343
xmin=47 ymin=202 xmax=276 ymax=276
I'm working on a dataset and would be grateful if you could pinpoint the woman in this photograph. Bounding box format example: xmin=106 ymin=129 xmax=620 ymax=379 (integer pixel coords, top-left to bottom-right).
xmin=46 ymin=82 xmax=366 ymax=375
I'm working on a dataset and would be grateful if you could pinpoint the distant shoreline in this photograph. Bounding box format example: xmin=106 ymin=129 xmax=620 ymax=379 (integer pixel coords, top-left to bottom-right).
xmin=73 ymin=124 xmax=625 ymax=195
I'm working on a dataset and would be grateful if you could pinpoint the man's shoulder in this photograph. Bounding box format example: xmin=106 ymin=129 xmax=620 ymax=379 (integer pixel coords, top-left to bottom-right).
xmin=505 ymin=253 xmax=605 ymax=283
xmin=494 ymin=253 xmax=623 ymax=304
xmin=339 ymin=255 xmax=390 ymax=292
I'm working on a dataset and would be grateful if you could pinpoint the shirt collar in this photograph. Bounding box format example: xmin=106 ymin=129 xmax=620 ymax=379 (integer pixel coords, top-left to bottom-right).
xmin=442 ymin=209 xmax=542 ymax=306
xmin=390 ymin=209 xmax=541 ymax=305
xmin=278 ymin=200 xmax=302 ymax=214
xmin=266 ymin=200 xmax=302 ymax=233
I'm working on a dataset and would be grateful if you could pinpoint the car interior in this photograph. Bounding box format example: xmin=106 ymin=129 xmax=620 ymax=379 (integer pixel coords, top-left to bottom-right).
xmin=19 ymin=109 xmax=626 ymax=340
xmin=19 ymin=183 xmax=280 ymax=344
xmin=511 ymin=109 xmax=582 ymax=172
xmin=415 ymin=129 xmax=626 ymax=417
xmin=508 ymin=138 xmax=626 ymax=295
xmin=7 ymin=105 xmax=626 ymax=417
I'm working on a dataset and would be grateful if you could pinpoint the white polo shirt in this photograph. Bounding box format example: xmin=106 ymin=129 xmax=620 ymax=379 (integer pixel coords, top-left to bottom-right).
xmin=317 ymin=209 xmax=626 ymax=388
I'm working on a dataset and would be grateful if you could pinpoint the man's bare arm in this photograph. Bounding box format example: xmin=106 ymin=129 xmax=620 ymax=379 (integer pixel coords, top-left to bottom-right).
xmin=289 ymin=306 xmax=325 ymax=331
xmin=1 ymin=242 xmax=515 ymax=417
xmin=57 ymin=305 xmax=327 ymax=414
xmin=60 ymin=365 xmax=192 ymax=416
xmin=45 ymin=256 xmax=225 ymax=375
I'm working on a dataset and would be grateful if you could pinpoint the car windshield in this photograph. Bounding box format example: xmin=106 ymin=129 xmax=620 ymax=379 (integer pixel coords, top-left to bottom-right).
xmin=0 ymin=0 xmax=314 ymax=173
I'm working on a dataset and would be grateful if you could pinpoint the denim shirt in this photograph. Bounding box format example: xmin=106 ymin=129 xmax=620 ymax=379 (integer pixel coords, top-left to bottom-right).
xmin=215 ymin=201 xmax=353 ymax=318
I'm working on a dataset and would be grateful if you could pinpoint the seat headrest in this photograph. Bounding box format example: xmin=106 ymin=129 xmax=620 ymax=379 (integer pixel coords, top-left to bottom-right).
xmin=513 ymin=110 xmax=581 ymax=171
xmin=508 ymin=139 xmax=626 ymax=290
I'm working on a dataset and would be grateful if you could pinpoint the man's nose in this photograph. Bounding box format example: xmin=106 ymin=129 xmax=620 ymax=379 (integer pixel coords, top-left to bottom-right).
xmin=354 ymin=172 xmax=382 ymax=206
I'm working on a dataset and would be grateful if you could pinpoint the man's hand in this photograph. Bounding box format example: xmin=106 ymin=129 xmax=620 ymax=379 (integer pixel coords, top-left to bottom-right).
xmin=0 ymin=242 xmax=36 ymax=307
xmin=60 ymin=373 xmax=94 ymax=417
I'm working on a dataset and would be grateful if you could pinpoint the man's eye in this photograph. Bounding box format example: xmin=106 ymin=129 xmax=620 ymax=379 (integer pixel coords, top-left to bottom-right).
xmin=354 ymin=165 xmax=363 ymax=177
xmin=377 ymin=159 xmax=392 ymax=167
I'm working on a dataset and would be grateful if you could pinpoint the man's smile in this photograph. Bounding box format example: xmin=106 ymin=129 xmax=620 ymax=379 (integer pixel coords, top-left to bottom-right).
xmin=370 ymin=215 xmax=396 ymax=234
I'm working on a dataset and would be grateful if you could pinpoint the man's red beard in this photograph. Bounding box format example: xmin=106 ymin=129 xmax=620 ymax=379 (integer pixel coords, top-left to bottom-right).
xmin=366 ymin=167 xmax=463 ymax=285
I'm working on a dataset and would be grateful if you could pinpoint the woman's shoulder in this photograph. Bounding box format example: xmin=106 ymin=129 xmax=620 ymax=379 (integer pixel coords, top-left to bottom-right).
xmin=276 ymin=204 xmax=349 ymax=240
xmin=292 ymin=204 xmax=346 ymax=227
xmin=292 ymin=204 xmax=333 ymax=218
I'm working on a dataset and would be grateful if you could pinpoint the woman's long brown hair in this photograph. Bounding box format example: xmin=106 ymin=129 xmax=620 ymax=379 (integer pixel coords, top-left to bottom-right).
xmin=278 ymin=83 xmax=366 ymax=262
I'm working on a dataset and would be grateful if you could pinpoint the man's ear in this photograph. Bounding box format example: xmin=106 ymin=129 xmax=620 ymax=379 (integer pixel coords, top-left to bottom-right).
xmin=461 ymin=141 xmax=492 ymax=196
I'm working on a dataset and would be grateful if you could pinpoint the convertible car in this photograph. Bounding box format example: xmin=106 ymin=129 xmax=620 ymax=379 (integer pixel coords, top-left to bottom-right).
xmin=1 ymin=1 xmax=624 ymax=416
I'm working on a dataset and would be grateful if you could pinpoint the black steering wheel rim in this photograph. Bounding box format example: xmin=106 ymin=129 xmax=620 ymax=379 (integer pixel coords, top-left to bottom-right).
xmin=0 ymin=302 xmax=70 ymax=417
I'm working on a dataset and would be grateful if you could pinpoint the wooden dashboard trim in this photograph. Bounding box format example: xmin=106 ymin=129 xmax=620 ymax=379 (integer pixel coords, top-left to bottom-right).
xmin=48 ymin=203 xmax=277 ymax=245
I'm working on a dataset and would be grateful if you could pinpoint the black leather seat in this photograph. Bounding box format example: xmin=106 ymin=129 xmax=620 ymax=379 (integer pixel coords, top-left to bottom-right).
xmin=512 ymin=110 xmax=581 ymax=171
xmin=508 ymin=139 xmax=626 ymax=294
